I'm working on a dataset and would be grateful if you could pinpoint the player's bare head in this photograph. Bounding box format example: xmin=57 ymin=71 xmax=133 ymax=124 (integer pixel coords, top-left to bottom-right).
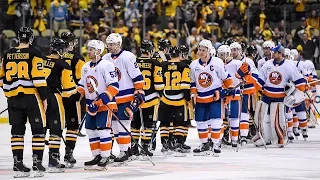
xmin=262 ymin=40 xmax=275 ymax=57
xmin=290 ymin=49 xmax=299 ymax=61
xmin=229 ymin=42 xmax=242 ymax=59
xmin=178 ymin=45 xmax=189 ymax=60
xmin=197 ymin=39 xmax=212 ymax=60
xmin=140 ymin=40 xmax=155 ymax=58
xmin=18 ymin=27 xmax=34 ymax=45
xmin=61 ymin=32 xmax=77 ymax=51
xmin=168 ymin=46 xmax=180 ymax=60
xmin=106 ymin=33 xmax=122 ymax=54
xmin=158 ymin=38 xmax=171 ymax=53
xmin=217 ymin=45 xmax=231 ymax=61
xmin=87 ymin=40 xmax=105 ymax=61
xmin=270 ymin=45 xmax=285 ymax=61
xmin=50 ymin=38 xmax=68 ymax=58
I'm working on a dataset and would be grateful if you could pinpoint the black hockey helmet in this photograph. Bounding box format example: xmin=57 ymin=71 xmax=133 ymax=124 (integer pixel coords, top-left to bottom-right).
xmin=169 ymin=46 xmax=180 ymax=58
xmin=18 ymin=27 xmax=34 ymax=44
xmin=140 ymin=40 xmax=154 ymax=54
xmin=246 ymin=44 xmax=257 ymax=57
xmin=179 ymin=45 xmax=189 ymax=56
xmin=61 ymin=32 xmax=76 ymax=42
xmin=222 ymin=37 xmax=235 ymax=46
xmin=158 ymin=38 xmax=171 ymax=51
xmin=50 ymin=38 xmax=68 ymax=55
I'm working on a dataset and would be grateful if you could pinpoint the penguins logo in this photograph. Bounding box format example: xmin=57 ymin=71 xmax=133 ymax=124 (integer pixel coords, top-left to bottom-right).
xmin=198 ymin=72 xmax=213 ymax=88
xmin=269 ymin=71 xmax=282 ymax=85
xmin=115 ymin=67 xmax=121 ymax=81
xmin=86 ymin=76 xmax=98 ymax=93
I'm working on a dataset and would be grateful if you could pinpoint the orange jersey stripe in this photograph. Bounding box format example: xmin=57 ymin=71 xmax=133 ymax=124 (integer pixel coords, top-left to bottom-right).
xmin=106 ymin=85 xmax=119 ymax=98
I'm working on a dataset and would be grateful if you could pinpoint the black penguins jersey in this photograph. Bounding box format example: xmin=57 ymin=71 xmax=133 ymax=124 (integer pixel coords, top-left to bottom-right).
xmin=153 ymin=52 xmax=171 ymax=62
xmin=136 ymin=56 xmax=164 ymax=108
xmin=0 ymin=47 xmax=47 ymax=100
xmin=161 ymin=60 xmax=191 ymax=106
xmin=63 ymin=50 xmax=85 ymax=85
xmin=44 ymin=55 xmax=77 ymax=97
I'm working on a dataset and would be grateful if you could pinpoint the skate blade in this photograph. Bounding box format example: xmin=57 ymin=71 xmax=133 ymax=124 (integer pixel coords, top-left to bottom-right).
xmin=64 ymin=162 xmax=75 ymax=168
xmin=182 ymin=149 xmax=190 ymax=153
xmin=174 ymin=152 xmax=186 ymax=157
xmin=13 ymin=171 xmax=30 ymax=178
xmin=213 ymin=153 xmax=220 ymax=157
xmin=47 ymin=167 xmax=65 ymax=173
xmin=112 ymin=161 xmax=128 ymax=167
xmin=128 ymin=155 xmax=139 ymax=162
xmin=277 ymin=144 xmax=285 ymax=148
xmin=97 ymin=166 xmax=108 ymax=171
xmin=308 ymin=125 xmax=316 ymax=128
xmin=232 ymin=147 xmax=239 ymax=152
xmin=139 ymin=155 xmax=151 ymax=161
xmin=31 ymin=171 xmax=44 ymax=177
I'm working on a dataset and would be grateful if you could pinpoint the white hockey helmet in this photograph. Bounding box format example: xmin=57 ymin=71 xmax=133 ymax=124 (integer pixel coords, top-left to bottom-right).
xmin=229 ymin=42 xmax=242 ymax=50
xmin=262 ymin=40 xmax=275 ymax=49
xmin=106 ymin=33 xmax=122 ymax=46
xmin=290 ymin=49 xmax=299 ymax=56
xmin=217 ymin=45 xmax=231 ymax=57
xmin=198 ymin=39 xmax=213 ymax=51
xmin=87 ymin=40 xmax=105 ymax=55
xmin=284 ymin=48 xmax=291 ymax=57
xmin=210 ymin=46 xmax=216 ymax=56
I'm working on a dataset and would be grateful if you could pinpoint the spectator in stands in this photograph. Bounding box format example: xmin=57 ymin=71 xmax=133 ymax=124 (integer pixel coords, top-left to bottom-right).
xmin=84 ymin=21 xmax=97 ymax=39
xmin=68 ymin=0 xmax=82 ymax=31
xmin=33 ymin=0 xmax=48 ymax=33
xmin=114 ymin=19 xmax=129 ymax=37
xmin=145 ymin=0 xmax=159 ymax=28
xmin=261 ymin=22 xmax=273 ymax=41
xmin=284 ymin=33 xmax=295 ymax=49
xmin=272 ymin=27 xmax=283 ymax=45
xmin=210 ymin=34 xmax=221 ymax=49
xmin=164 ymin=22 xmax=178 ymax=46
xmin=239 ymin=0 xmax=251 ymax=16
xmin=307 ymin=10 xmax=319 ymax=29
xmin=214 ymin=0 xmax=229 ymax=20
xmin=278 ymin=20 xmax=289 ymax=36
xmin=310 ymin=27 xmax=319 ymax=62
xmin=124 ymin=1 xmax=140 ymax=28
xmin=163 ymin=0 xmax=182 ymax=27
xmin=123 ymin=31 xmax=138 ymax=55
xmin=224 ymin=1 xmax=240 ymax=31
xmin=294 ymin=17 xmax=312 ymax=44
xmin=51 ymin=0 xmax=68 ymax=36
xmin=197 ymin=20 xmax=211 ymax=36
xmin=298 ymin=33 xmax=316 ymax=61
xmin=97 ymin=17 xmax=111 ymax=38
xmin=181 ymin=1 xmax=197 ymax=32
xmin=187 ymin=27 xmax=201 ymax=54
xmin=113 ymin=0 xmax=125 ymax=21
xmin=89 ymin=0 xmax=104 ymax=25
xmin=235 ymin=26 xmax=248 ymax=45
xmin=148 ymin=24 xmax=162 ymax=51
xmin=251 ymin=26 xmax=264 ymax=44
xmin=294 ymin=0 xmax=306 ymax=21
xmin=130 ymin=19 xmax=141 ymax=46
xmin=226 ymin=22 xmax=238 ymax=38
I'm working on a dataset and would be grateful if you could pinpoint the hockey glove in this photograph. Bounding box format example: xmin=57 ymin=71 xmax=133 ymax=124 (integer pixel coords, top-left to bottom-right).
xmin=99 ymin=92 xmax=110 ymax=105
xmin=88 ymin=103 xmax=99 ymax=116
xmin=237 ymin=62 xmax=251 ymax=78
xmin=124 ymin=98 xmax=140 ymax=120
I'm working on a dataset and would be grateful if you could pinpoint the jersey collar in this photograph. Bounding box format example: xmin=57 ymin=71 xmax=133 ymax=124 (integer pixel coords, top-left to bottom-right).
xmin=111 ymin=49 xmax=124 ymax=59
xmin=199 ymin=56 xmax=211 ymax=66
xmin=273 ymin=58 xmax=285 ymax=66
xmin=90 ymin=58 xmax=102 ymax=67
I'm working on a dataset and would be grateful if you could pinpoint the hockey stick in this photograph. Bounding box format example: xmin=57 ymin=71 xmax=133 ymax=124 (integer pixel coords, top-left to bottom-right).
xmin=239 ymin=90 xmax=267 ymax=149
xmin=77 ymin=113 xmax=87 ymax=136
xmin=90 ymin=79 xmax=155 ymax=166
xmin=304 ymin=92 xmax=320 ymax=116
xmin=0 ymin=108 xmax=8 ymax=115
xmin=301 ymin=102 xmax=317 ymax=127
xmin=158 ymin=51 xmax=167 ymax=62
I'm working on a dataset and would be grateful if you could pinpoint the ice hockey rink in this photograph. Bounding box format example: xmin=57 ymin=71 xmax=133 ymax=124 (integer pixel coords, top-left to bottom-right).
xmin=0 ymin=124 xmax=320 ymax=180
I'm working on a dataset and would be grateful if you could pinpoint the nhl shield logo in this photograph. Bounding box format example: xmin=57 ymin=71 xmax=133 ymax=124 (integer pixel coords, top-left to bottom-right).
xmin=269 ymin=71 xmax=282 ymax=85
xmin=198 ymin=72 xmax=213 ymax=88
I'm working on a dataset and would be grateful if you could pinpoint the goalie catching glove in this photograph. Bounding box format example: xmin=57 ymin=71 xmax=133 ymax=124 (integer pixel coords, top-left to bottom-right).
xmin=124 ymin=90 xmax=145 ymax=120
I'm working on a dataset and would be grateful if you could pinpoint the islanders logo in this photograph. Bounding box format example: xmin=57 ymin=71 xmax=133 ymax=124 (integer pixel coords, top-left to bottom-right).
xmin=269 ymin=71 xmax=282 ymax=85
xmin=86 ymin=75 xmax=98 ymax=93
xmin=198 ymin=72 xmax=213 ymax=88
xmin=115 ymin=67 xmax=121 ymax=81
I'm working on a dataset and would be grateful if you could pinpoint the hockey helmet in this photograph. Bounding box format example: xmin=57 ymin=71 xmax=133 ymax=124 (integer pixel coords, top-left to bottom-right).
xmin=106 ymin=33 xmax=122 ymax=46
xmin=158 ymin=38 xmax=171 ymax=51
xmin=140 ymin=40 xmax=154 ymax=54
xmin=18 ymin=27 xmax=34 ymax=45
xmin=246 ymin=45 xmax=257 ymax=57
xmin=87 ymin=40 xmax=105 ymax=55
xmin=50 ymin=38 xmax=68 ymax=56
xmin=169 ymin=46 xmax=180 ymax=58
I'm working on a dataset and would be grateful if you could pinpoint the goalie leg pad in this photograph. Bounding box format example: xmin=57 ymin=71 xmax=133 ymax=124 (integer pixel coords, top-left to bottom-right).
xmin=253 ymin=101 xmax=272 ymax=145
xmin=270 ymin=102 xmax=287 ymax=146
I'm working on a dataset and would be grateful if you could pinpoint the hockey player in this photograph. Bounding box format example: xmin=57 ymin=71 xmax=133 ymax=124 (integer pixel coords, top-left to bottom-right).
xmin=257 ymin=40 xmax=275 ymax=71
xmin=178 ymin=45 xmax=193 ymax=152
xmin=77 ymin=40 xmax=119 ymax=170
xmin=60 ymin=31 xmax=86 ymax=167
xmin=102 ymin=33 xmax=144 ymax=164
xmin=252 ymin=45 xmax=306 ymax=147
xmin=43 ymin=38 xmax=78 ymax=172
xmin=218 ymin=45 xmax=243 ymax=150
xmin=0 ymin=27 xmax=47 ymax=177
xmin=246 ymin=45 xmax=259 ymax=65
xmin=229 ymin=42 xmax=258 ymax=145
xmin=190 ymin=39 xmax=234 ymax=156
xmin=155 ymin=38 xmax=172 ymax=62
xmin=132 ymin=40 xmax=164 ymax=160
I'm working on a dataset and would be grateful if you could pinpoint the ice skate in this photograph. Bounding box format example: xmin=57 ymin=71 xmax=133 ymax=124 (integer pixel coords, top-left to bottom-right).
xmin=31 ymin=155 xmax=45 ymax=177
xmin=231 ymin=141 xmax=238 ymax=152
xmin=96 ymin=157 xmax=109 ymax=171
xmin=13 ymin=156 xmax=30 ymax=178
xmin=64 ymin=148 xmax=76 ymax=168
xmin=48 ymin=152 xmax=65 ymax=173
xmin=181 ymin=143 xmax=191 ymax=153
xmin=240 ymin=136 xmax=248 ymax=147
xmin=293 ymin=127 xmax=300 ymax=140
xmin=140 ymin=143 xmax=153 ymax=161
xmin=302 ymin=129 xmax=308 ymax=141
xmin=174 ymin=143 xmax=187 ymax=157
xmin=129 ymin=144 xmax=139 ymax=161
xmin=213 ymin=143 xmax=221 ymax=157
xmin=113 ymin=151 xmax=129 ymax=167
xmin=193 ymin=142 xmax=212 ymax=156
xmin=84 ymin=155 xmax=102 ymax=170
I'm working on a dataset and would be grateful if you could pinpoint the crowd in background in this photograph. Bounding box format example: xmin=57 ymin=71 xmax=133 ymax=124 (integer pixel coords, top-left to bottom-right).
xmin=0 ymin=0 xmax=319 ymax=67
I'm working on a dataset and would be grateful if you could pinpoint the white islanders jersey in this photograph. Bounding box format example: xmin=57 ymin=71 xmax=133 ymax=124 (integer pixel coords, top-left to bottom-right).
xmin=257 ymin=57 xmax=272 ymax=71
xmin=77 ymin=59 xmax=119 ymax=111
xmin=102 ymin=50 xmax=144 ymax=104
xmin=257 ymin=59 xmax=305 ymax=99
xmin=225 ymin=59 xmax=243 ymax=99
xmin=190 ymin=57 xmax=233 ymax=103
xmin=241 ymin=56 xmax=258 ymax=94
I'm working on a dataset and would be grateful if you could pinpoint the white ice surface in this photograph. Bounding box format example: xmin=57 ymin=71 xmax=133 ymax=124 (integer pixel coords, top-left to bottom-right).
xmin=0 ymin=123 xmax=320 ymax=180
